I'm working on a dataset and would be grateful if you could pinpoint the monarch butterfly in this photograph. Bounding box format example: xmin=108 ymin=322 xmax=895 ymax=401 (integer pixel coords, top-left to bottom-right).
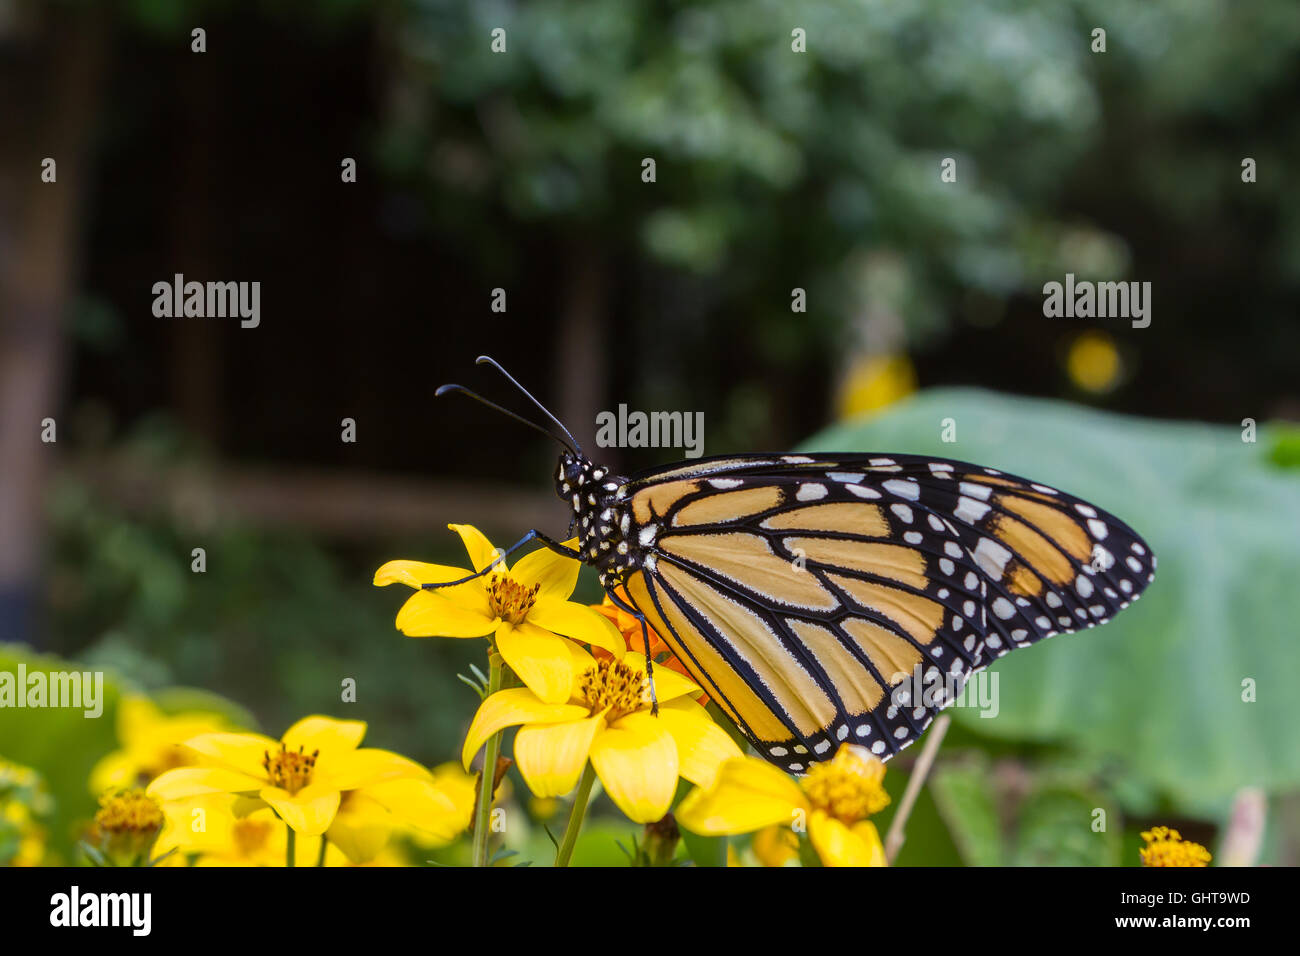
xmin=435 ymin=357 xmax=1154 ymax=773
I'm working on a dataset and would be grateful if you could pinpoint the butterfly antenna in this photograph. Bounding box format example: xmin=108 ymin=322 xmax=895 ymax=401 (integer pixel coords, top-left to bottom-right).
xmin=435 ymin=384 xmax=576 ymax=453
xmin=476 ymin=355 xmax=584 ymax=455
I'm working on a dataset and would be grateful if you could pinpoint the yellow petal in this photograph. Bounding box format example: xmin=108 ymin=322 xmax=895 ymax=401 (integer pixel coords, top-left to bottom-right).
xmin=461 ymin=688 xmax=590 ymax=769
xmin=260 ymin=784 xmax=341 ymax=836
xmin=373 ymin=560 xmax=490 ymax=614
xmin=495 ymin=621 xmax=577 ymax=704
xmin=514 ymin=713 xmax=605 ymax=798
xmin=675 ymin=756 xmax=807 ymax=836
xmin=510 ymin=542 xmax=580 ymax=600
xmin=326 ymin=792 xmax=394 ymax=864
xmin=317 ymin=748 xmax=431 ymax=792
xmin=752 ymin=826 xmax=801 ymax=867
xmin=808 ymin=811 xmax=887 ymax=867
xmin=589 ymin=712 xmax=678 ymax=823
xmin=449 ymin=523 xmax=506 ymax=574
xmin=618 ymin=650 xmax=701 ymax=705
xmin=89 ymin=750 xmax=138 ymax=796
xmin=146 ymin=766 xmax=265 ymax=801
xmin=117 ymin=695 xmax=164 ymax=743
xmin=395 ymin=589 xmax=496 ymax=638
xmin=373 ymin=559 xmax=464 ymax=589
xmin=364 ymin=777 xmax=472 ymax=842
xmin=182 ymin=732 xmax=281 ymax=778
xmin=281 ymin=716 xmax=367 ymax=765
xmin=527 ymin=598 xmax=624 ymax=656
xmin=655 ymin=698 xmax=742 ymax=787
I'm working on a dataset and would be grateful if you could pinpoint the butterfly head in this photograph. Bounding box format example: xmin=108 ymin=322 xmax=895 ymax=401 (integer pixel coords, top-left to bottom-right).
xmin=554 ymin=452 xmax=636 ymax=582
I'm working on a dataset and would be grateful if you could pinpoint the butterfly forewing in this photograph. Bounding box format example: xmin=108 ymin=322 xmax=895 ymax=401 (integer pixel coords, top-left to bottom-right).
xmin=616 ymin=453 xmax=1154 ymax=772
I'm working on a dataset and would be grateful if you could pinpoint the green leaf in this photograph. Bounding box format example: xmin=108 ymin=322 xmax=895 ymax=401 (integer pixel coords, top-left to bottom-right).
xmin=805 ymin=389 xmax=1300 ymax=815
xmin=929 ymin=759 xmax=1004 ymax=866
xmin=1013 ymin=786 xmax=1120 ymax=866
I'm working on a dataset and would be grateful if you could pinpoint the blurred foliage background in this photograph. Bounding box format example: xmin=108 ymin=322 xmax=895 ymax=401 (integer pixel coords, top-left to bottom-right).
xmin=1 ymin=0 xmax=1297 ymax=864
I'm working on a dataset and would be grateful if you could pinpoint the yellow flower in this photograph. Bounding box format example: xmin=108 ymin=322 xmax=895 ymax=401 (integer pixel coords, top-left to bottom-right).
xmin=90 ymin=695 xmax=232 ymax=794
xmin=677 ymin=743 xmax=890 ymax=867
xmin=837 ymin=353 xmax=916 ymax=420
xmin=146 ymin=715 xmax=434 ymax=837
xmin=154 ymin=794 xmax=294 ymax=866
xmin=592 ymin=588 xmax=701 ymax=696
xmin=375 ymin=524 xmax=623 ymax=703
xmin=462 ymin=648 xmax=741 ymax=823
xmin=1067 ymin=331 xmax=1122 ymax=393
xmin=88 ymin=789 xmax=165 ymax=862
xmin=1140 ymin=826 xmax=1212 ymax=867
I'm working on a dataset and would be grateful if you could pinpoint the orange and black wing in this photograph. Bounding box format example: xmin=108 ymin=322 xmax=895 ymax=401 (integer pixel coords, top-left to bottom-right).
xmin=616 ymin=453 xmax=1154 ymax=772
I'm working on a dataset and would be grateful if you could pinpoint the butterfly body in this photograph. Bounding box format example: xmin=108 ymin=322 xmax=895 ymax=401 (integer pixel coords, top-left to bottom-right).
xmin=555 ymin=449 xmax=1155 ymax=773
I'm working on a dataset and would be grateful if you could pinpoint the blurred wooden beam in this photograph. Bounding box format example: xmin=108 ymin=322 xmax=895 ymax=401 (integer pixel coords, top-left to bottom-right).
xmin=65 ymin=455 xmax=565 ymax=543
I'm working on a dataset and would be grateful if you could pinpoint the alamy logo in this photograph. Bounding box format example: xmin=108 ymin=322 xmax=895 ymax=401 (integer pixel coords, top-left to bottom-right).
xmin=0 ymin=666 xmax=103 ymax=718
xmin=889 ymin=663 xmax=999 ymax=719
xmin=1042 ymin=273 xmax=1151 ymax=328
xmin=151 ymin=273 xmax=260 ymax=328
xmin=595 ymin=405 xmax=704 ymax=459
xmin=50 ymin=886 xmax=151 ymax=936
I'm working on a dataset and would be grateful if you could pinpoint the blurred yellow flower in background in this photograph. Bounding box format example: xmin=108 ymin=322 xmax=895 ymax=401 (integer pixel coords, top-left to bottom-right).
xmin=90 ymin=695 xmax=232 ymax=795
xmin=1066 ymin=331 xmax=1122 ymax=393
xmin=462 ymin=648 xmax=740 ymax=823
xmin=0 ymin=757 xmax=52 ymax=866
xmin=1140 ymin=826 xmax=1212 ymax=867
xmin=146 ymin=715 xmax=436 ymax=837
xmin=836 ymin=353 xmax=916 ymax=420
xmin=375 ymin=524 xmax=622 ymax=703
xmin=677 ymin=742 xmax=890 ymax=867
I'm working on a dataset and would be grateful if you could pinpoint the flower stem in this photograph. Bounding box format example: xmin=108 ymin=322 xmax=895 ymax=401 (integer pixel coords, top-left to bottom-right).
xmin=554 ymin=762 xmax=597 ymax=868
xmin=316 ymin=836 xmax=328 ymax=867
xmin=471 ymin=651 xmax=505 ymax=867
xmin=285 ymin=825 xmax=296 ymax=868
xmin=884 ymin=713 xmax=951 ymax=864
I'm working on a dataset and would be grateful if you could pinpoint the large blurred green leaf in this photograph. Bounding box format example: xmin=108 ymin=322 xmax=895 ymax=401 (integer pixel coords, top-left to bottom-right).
xmin=0 ymin=644 xmax=124 ymax=862
xmin=805 ymin=388 xmax=1300 ymax=816
xmin=1014 ymin=785 xmax=1121 ymax=866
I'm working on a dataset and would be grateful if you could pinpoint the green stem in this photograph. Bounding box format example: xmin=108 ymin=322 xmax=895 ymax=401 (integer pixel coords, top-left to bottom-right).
xmin=471 ymin=652 xmax=505 ymax=867
xmin=316 ymin=836 xmax=328 ymax=867
xmin=286 ymin=826 xmax=296 ymax=868
xmin=554 ymin=762 xmax=598 ymax=868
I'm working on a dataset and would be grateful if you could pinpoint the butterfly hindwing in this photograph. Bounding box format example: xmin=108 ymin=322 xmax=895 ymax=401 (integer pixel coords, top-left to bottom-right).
xmin=616 ymin=453 xmax=1154 ymax=772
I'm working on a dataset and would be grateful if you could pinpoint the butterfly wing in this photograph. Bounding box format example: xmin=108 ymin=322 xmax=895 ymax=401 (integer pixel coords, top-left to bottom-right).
xmin=616 ymin=453 xmax=1154 ymax=771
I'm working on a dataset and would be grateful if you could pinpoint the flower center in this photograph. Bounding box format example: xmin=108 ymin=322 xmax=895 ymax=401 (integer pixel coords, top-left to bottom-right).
xmin=580 ymin=659 xmax=649 ymax=721
xmin=263 ymin=744 xmax=318 ymax=795
xmin=232 ymin=818 xmax=274 ymax=857
xmin=94 ymin=789 xmax=164 ymax=836
xmin=487 ymin=573 xmax=540 ymax=625
xmin=800 ymin=744 xmax=890 ymax=824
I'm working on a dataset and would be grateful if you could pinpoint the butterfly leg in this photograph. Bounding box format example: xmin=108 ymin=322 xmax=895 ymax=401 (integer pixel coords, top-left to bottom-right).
xmin=605 ymin=586 xmax=659 ymax=716
xmin=421 ymin=529 xmax=582 ymax=591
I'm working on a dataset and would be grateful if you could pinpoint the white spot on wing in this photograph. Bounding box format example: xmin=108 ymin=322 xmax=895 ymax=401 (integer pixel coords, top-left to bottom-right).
xmin=954 ymin=496 xmax=991 ymax=524
xmin=883 ymin=479 xmax=921 ymax=500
